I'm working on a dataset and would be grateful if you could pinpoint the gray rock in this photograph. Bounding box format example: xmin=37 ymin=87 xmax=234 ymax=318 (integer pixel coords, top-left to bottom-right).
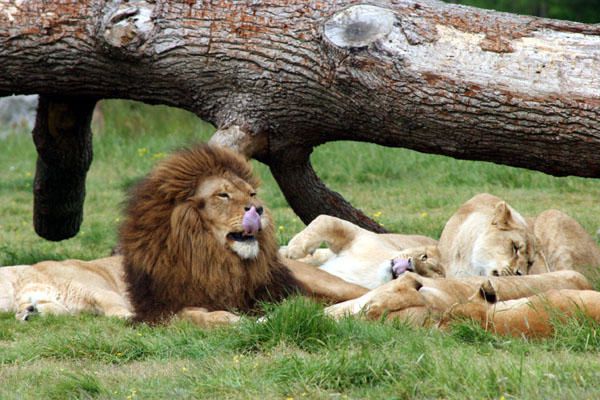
xmin=0 ymin=95 xmax=38 ymax=138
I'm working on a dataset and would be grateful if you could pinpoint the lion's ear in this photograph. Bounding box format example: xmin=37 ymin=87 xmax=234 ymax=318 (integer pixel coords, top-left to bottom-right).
xmin=478 ymin=280 xmax=498 ymax=304
xmin=491 ymin=201 xmax=513 ymax=230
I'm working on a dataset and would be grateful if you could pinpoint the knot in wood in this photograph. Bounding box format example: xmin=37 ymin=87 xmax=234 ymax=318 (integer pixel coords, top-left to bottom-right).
xmin=101 ymin=1 xmax=155 ymax=56
xmin=324 ymin=5 xmax=395 ymax=49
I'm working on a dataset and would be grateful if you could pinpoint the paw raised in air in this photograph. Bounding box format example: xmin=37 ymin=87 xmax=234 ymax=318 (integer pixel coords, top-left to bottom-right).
xmin=280 ymin=237 xmax=318 ymax=260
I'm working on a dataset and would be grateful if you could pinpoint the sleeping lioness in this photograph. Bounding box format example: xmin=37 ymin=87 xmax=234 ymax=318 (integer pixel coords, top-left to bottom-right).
xmin=279 ymin=214 xmax=441 ymax=289
xmin=530 ymin=209 xmax=600 ymax=276
xmin=325 ymin=270 xmax=592 ymax=328
xmin=438 ymin=193 xmax=545 ymax=277
xmin=446 ymin=283 xmax=600 ymax=337
xmin=0 ymin=256 xmax=132 ymax=321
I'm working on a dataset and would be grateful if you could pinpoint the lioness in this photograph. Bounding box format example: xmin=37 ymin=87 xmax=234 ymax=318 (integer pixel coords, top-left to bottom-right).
xmin=0 ymin=257 xmax=131 ymax=321
xmin=438 ymin=193 xmax=544 ymax=277
xmin=279 ymin=215 xmax=440 ymax=289
xmin=530 ymin=209 xmax=600 ymax=275
xmin=447 ymin=285 xmax=600 ymax=337
xmin=325 ymin=270 xmax=591 ymax=330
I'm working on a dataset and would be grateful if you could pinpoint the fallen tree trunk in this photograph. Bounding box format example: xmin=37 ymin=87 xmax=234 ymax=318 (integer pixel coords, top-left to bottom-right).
xmin=1 ymin=0 xmax=599 ymax=239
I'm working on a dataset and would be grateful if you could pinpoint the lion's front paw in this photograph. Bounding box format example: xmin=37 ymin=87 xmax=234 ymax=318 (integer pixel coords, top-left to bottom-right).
xmin=324 ymin=303 xmax=347 ymax=320
xmin=104 ymin=307 xmax=134 ymax=320
xmin=179 ymin=307 xmax=240 ymax=328
xmin=364 ymin=301 xmax=385 ymax=320
xmin=279 ymin=243 xmax=307 ymax=259
xmin=281 ymin=237 xmax=318 ymax=260
xmin=209 ymin=310 xmax=241 ymax=325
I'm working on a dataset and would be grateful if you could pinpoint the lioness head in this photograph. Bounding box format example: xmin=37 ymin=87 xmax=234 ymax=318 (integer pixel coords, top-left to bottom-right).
xmin=391 ymin=245 xmax=445 ymax=278
xmin=472 ymin=201 xmax=541 ymax=276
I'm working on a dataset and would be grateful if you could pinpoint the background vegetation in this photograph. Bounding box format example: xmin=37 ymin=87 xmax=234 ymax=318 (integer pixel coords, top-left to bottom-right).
xmin=444 ymin=0 xmax=600 ymax=23
xmin=1 ymin=1 xmax=600 ymax=399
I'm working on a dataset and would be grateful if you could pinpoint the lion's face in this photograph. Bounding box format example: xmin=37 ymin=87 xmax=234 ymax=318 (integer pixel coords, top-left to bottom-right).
xmin=471 ymin=202 xmax=541 ymax=276
xmin=193 ymin=173 xmax=269 ymax=259
xmin=391 ymin=245 xmax=445 ymax=279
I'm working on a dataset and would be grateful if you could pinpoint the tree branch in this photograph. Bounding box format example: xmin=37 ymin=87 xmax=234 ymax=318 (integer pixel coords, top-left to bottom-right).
xmin=269 ymin=147 xmax=387 ymax=233
xmin=32 ymin=96 xmax=96 ymax=241
xmin=1 ymin=0 xmax=599 ymax=238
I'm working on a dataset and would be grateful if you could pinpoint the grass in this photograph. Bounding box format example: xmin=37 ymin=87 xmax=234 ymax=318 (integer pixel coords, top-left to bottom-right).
xmin=1 ymin=99 xmax=600 ymax=399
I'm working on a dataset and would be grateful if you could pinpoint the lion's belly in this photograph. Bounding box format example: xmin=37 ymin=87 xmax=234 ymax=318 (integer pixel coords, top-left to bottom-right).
xmin=319 ymin=255 xmax=392 ymax=290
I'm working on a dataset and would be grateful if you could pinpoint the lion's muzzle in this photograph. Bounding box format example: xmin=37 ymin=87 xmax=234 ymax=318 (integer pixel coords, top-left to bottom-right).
xmin=242 ymin=206 xmax=262 ymax=235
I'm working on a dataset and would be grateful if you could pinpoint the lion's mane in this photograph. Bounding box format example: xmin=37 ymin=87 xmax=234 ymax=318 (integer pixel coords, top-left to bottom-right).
xmin=119 ymin=144 xmax=300 ymax=323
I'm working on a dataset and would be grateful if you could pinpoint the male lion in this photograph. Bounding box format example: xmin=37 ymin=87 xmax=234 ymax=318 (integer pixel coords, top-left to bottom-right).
xmin=438 ymin=193 xmax=544 ymax=277
xmin=1 ymin=144 xmax=366 ymax=325
xmin=279 ymin=215 xmax=440 ymax=289
xmin=119 ymin=144 xmax=367 ymax=325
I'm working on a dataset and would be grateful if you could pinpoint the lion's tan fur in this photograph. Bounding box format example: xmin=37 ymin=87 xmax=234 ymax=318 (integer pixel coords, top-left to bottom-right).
xmin=325 ymin=270 xmax=592 ymax=330
xmin=0 ymin=256 xmax=131 ymax=320
xmin=530 ymin=209 xmax=600 ymax=275
xmin=448 ymin=288 xmax=600 ymax=337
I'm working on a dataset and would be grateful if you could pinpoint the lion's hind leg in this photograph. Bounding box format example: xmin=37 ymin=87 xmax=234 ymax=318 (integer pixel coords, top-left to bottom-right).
xmin=178 ymin=307 xmax=240 ymax=328
xmin=281 ymin=215 xmax=361 ymax=260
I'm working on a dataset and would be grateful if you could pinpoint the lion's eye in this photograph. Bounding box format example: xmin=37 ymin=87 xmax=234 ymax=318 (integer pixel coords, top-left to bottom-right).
xmin=420 ymin=254 xmax=428 ymax=261
xmin=217 ymin=193 xmax=230 ymax=199
xmin=512 ymin=242 xmax=519 ymax=254
xmin=250 ymin=192 xmax=257 ymax=197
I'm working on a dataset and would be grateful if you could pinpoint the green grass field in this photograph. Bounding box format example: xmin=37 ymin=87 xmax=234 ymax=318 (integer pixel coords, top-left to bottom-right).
xmin=1 ymin=100 xmax=600 ymax=399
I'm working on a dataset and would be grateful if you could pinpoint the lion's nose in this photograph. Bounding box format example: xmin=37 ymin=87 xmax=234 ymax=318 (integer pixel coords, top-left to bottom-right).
xmin=245 ymin=205 xmax=263 ymax=215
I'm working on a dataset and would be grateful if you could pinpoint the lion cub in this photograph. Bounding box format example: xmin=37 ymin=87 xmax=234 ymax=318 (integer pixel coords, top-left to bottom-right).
xmin=280 ymin=215 xmax=442 ymax=289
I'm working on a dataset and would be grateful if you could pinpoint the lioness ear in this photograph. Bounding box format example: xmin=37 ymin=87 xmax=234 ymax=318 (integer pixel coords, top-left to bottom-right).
xmin=491 ymin=201 xmax=513 ymax=230
xmin=478 ymin=280 xmax=498 ymax=304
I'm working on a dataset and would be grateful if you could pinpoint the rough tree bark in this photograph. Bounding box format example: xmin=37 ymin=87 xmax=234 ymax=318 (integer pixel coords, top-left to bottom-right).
xmin=0 ymin=0 xmax=599 ymax=239
xmin=32 ymin=95 xmax=96 ymax=240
